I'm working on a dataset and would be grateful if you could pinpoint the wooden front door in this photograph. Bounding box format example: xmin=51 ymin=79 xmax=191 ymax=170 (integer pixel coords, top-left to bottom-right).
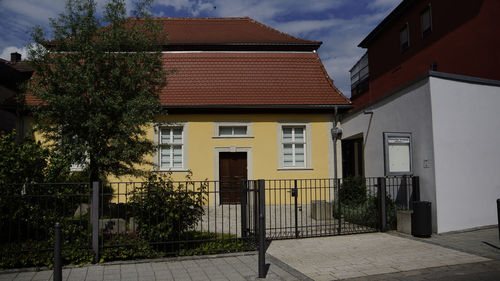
xmin=219 ymin=152 xmax=247 ymax=204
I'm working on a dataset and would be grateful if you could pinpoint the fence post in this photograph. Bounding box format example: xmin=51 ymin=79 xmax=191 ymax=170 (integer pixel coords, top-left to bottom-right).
xmin=258 ymin=179 xmax=267 ymax=278
xmin=337 ymin=179 xmax=342 ymax=235
xmin=92 ymin=181 xmax=99 ymax=263
xmin=377 ymin=177 xmax=387 ymax=232
xmin=54 ymin=222 xmax=62 ymax=281
xmin=497 ymin=199 xmax=500 ymax=244
xmin=412 ymin=176 xmax=420 ymax=202
xmin=241 ymin=181 xmax=247 ymax=238
xmin=294 ymin=180 xmax=299 ymax=239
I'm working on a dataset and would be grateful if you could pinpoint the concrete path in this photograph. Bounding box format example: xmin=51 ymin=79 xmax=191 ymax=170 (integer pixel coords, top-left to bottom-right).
xmin=411 ymin=227 xmax=500 ymax=260
xmin=267 ymin=232 xmax=490 ymax=280
xmin=0 ymin=253 xmax=307 ymax=281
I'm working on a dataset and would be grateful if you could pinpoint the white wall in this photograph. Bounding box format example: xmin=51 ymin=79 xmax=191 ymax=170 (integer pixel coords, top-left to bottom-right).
xmin=342 ymin=78 xmax=438 ymax=231
xmin=429 ymin=77 xmax=500 ymax=233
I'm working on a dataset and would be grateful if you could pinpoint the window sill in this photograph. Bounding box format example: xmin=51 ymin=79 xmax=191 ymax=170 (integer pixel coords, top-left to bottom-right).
xmin=277 ymin=167 xmax=314 ymax=171
xmin=157 ymin=169 xmax=190 ymax=173
xmin=212 ymin=136 xmax=254 ymax=139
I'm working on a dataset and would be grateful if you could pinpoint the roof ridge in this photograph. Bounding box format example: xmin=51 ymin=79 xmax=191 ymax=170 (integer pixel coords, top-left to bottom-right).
xmin=128 ymin=17 xmax=321 ymax=45
xmin=244 ymin=17 xmax=322 ymax=45
xmin=129 ymin=17 xmax=251 ymax=21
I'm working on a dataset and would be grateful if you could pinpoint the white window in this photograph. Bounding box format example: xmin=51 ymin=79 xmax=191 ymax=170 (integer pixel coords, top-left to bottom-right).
xmin=159 ymin=127 xmax=184 ymax=169
xmin=282 ymin=126 xmax=306 ymax=167
xmin=213 ymin=121 xmax=253 ymax=138
xmin=219 ymin=126 xmax=247 ymax=136
xmin=70 ymin=151 xmax=87 ymax=171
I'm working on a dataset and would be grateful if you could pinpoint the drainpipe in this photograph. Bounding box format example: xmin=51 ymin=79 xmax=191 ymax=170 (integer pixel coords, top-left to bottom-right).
xmin=331 ymin=107 xmax=343 ymax=197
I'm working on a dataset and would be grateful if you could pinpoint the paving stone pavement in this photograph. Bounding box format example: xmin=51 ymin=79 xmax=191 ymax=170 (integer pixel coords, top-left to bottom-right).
xmin=342 ymin=227 xmax=500 ymax=281
xmin=408 ymin=227 xmax=500 ymax=260
xmin=266 ymin=231 xmax=493 ymax=280
xmin=0 ymin=253 xmax=307 ymax=281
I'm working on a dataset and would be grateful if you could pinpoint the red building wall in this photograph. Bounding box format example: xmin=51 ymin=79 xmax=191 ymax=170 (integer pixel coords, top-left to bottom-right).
xmin=352 ymin=0 xmax=500 ymax=109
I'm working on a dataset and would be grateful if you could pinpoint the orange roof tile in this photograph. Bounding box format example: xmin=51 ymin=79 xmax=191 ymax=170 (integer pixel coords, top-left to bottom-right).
xmin=25 ymin=18 xmax=350 ymax=108
xmin=159 ymin=52 xmax=350 ymax=107
xmin=137 ymin=17 xmax=321 ymax=46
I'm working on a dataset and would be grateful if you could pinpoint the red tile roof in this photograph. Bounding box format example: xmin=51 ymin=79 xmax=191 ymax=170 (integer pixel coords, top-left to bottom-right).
xmin=25 ymin=17 xmax=350 ymax=108
xmin=137 ymin=17 xmax=321 ymax=46
xmin=159 ymin=52 xmax=350 ymax=107
xmin=25 ymin=52 xmax=350 ymax=107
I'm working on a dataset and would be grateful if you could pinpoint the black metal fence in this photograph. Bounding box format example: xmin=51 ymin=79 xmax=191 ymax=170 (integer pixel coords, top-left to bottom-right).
xmin=0 ymin=176 xmax=418 ymax=269
xmin=98 ymin=180 xmax=258 ymax=260
xmin=257 ymin=176 xmax=418 ymax=239
xmin=0 ymin=182 xmax=92 ymax=268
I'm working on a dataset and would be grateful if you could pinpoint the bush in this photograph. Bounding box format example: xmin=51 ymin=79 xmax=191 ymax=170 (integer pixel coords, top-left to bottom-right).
xmin=333 ymin=193 xmax=406 ymax=230
xmin=130 ymin=173 xmax=207 ymax=244
xmin=178 ymin=232 xmax=255 ymax=256
xmin=100 ymin=234 xmax=161 ymax=262
xmin=339 ymin=176 xmax=367 ymax=205
xmin=0 ymin=221 xmax=93 ymax=269
xmin=333 ymin=196 xmax=378 ymax=229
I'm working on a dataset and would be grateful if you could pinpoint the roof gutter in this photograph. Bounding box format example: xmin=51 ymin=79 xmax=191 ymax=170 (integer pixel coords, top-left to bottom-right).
xmin=162 ymin=104 xmax=353 ymax=110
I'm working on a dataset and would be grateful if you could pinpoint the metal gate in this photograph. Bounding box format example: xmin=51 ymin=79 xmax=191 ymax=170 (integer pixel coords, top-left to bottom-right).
xmin=243 ymin=177 xmax=419 ymax=240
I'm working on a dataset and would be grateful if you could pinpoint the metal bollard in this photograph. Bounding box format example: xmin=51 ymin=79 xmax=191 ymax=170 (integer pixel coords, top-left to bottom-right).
xmin=54 ymin=222 xmax=62 ymax=281
xmin=258 ymin=179 xmax=266 ymax=278
xmin=497 ymin=199 xmax=500 ymax=243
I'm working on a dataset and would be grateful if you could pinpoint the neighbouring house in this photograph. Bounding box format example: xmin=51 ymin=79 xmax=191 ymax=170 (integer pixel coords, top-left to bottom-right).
xmin=0 ymin=53 xmax=33 ymax=136
xmin=341 ymin=0 xmax=500 ymax=233
xmin=24 ymin=17 xmax=351 ymax=204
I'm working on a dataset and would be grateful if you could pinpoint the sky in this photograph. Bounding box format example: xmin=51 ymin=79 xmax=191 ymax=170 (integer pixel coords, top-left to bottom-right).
xmin=0 ymin=0 xmax=402 ymax=97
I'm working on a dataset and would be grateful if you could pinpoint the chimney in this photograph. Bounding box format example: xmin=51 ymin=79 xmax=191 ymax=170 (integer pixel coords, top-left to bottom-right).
xmin=10 ymin=52 xmax=21 ymax=63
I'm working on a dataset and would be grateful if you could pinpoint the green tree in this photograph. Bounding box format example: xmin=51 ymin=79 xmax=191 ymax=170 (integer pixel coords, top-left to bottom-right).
xmin=0 ymin=130 xmax=70 ymax=185
xmin=27 ymin=0 xmax=168 ymax=182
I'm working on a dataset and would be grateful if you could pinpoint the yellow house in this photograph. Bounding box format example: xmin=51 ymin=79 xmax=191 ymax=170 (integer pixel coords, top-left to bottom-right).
xmin=125 ymin=17 xmax=353 ymax=203
xmin=26 ymin=18 xmax=351 ymax=205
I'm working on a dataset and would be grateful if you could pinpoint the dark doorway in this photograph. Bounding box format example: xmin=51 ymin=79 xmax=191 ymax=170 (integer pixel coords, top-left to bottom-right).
xmin=342 ymin=137 xmax=364 ymax=178
xmin=219 ymin=152 xmax=247 ymax=204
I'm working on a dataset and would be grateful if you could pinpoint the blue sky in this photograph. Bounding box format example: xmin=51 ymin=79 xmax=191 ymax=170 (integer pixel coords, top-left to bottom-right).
xmin=0 ymin=0 xmax=401 ymax=97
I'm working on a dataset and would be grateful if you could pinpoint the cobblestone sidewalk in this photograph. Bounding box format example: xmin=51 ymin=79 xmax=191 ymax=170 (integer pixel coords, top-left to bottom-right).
xmin=0 ymin=253 xmax=307 ymax=281
xmin=267 ymin=232 xmax=490 ymax=280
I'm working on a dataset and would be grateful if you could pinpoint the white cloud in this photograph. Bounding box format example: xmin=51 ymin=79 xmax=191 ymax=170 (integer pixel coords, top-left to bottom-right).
xmin=0 ymin=46 xmax=28 ymax=61
xmin=368 ymin=0 xmax=402 ymax=10
xmin=273 ymin=19 xmax=343 ymax=35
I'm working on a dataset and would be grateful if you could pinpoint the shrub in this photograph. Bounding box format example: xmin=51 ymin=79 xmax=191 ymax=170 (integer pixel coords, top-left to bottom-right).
xmin=339 ymin=176 xmax=367 ymax=206
xmin=130 ymin=173 xmax=207 ymax=244
xmin=100 ymin=234 xmax=161 ymax=262
xmin=178 ymin=232 xmax=255 ymax=256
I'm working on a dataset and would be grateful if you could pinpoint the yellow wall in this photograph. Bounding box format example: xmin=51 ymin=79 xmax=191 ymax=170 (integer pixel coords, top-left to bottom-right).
xmin=112 ymin=113 xmax=341 ymax=182
xmin=111 ymin=113 xmax=342 ymax=204
xmin=31 ymin=113 xmax=343 ymax=204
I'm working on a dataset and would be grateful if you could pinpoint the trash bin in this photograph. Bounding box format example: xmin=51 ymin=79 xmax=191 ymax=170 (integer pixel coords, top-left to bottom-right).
xmin=411 ymin=201 xmax=432 ymax=237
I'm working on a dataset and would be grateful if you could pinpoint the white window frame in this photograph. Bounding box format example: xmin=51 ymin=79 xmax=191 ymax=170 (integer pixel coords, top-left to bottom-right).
xmin=67 ymin=134 xmax=87 ymax=172
xmin=277 ymin=122 xmax=313 ymax=170
xmin=213 ymin=121 xmax=253 ymax=138
xmin=383 ymin=132 xmax=413 ymax=176
xmin=70 ymin=151 xmax=87 ymax=172
xmin=154 ymin=122 xmax=189 ymax=172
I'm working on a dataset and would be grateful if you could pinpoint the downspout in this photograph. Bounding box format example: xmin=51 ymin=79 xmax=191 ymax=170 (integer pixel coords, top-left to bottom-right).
xmin=331 ymin=106 xmax=343 ymax=200
xmin=333 ymin=107 xmax=338 ymax=182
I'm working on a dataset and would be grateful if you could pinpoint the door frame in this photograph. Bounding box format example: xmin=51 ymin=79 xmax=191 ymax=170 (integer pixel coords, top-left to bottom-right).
xmin=213 ymin=146 xmax=253 ymax=206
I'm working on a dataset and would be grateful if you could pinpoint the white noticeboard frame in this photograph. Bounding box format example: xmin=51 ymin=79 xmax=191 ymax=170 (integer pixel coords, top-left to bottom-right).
xmin=383 ymin=132 xmax=413 ymax=176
